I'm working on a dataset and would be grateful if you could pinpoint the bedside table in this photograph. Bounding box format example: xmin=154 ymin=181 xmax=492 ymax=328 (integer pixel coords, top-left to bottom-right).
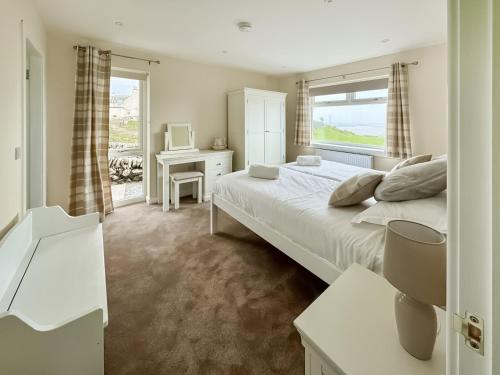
xmin=294 ymin=264 xmax=445 ymax=375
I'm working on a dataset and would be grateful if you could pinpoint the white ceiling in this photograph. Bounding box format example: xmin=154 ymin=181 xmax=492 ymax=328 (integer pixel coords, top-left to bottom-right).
xmin=33 ymin=0 xmax=447 ymax=75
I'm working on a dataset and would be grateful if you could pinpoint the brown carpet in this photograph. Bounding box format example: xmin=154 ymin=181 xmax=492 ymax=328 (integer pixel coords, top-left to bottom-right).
xmin=103 ymin=200 xmax=327 ymax=375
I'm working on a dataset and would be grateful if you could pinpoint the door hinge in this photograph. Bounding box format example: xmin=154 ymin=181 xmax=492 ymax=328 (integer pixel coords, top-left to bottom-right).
xmin=25 ymin=69 xmax=30 ymax=80
xmin=453 ymin=311 xmax=484 ymax=356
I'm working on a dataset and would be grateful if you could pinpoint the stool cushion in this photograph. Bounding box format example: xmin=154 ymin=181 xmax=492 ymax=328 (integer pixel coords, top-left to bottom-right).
xmin=170 ymin=171 xmax=204 ymax=181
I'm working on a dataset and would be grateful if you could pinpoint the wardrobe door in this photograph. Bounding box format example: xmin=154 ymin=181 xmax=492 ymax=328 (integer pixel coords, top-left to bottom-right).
xmin=264 ymin=98 xmax=285 ymax=165
xmin=246 ymin=95 xmax=266 ymax=167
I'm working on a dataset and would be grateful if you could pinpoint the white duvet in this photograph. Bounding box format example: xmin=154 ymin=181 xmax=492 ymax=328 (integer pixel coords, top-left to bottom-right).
xmin=214 ymin=164 xmax=387 ymax=274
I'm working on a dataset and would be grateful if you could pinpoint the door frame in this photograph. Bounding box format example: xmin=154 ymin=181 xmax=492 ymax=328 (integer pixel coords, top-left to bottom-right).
xmin=447 ymin=0 xmax=498 ymax=373
xmin=21 ymin=29 xmax=46 ymax=214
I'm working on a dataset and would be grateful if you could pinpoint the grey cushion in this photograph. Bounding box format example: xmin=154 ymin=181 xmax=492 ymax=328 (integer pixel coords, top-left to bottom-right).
xmin=391 ymin=154 xmax=432 ymax=172
xmin=375 ymin=158 xmax=447 ymax=201
xmin=329 ymin=171 xmax=384 ymax=207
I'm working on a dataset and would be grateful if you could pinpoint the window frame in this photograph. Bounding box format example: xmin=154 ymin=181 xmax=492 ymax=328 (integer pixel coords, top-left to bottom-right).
xmin=310 ymin=85 xmax=388 ymax=155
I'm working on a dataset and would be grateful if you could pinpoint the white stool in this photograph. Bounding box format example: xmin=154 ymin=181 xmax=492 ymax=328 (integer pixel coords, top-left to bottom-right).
xmin=169 ymin=171 xmax=204 ymax=210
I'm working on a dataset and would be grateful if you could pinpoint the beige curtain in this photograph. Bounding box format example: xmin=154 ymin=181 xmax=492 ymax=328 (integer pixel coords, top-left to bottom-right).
xmin=386 ymin=63 xmax=412 ymax=158
xmin=294 ymin=80 xmax=311 ymax=146
xmin=69 ymin=46 xmax=113 ymax=219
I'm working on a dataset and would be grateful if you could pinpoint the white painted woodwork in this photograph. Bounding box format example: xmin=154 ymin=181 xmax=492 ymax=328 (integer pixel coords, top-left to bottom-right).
xmin=0 ymin=206 xmax=107 ymax=374
xmin=0 ymin=310 xmax=104 ymax=375
xmin=170 ymin=172 xmax=203 ymax=210
xmin=264 ymin=97 xmax=285 ymax=165
xmin=448 ymin=0 xmax=498 ymax=373
xmin=211 ymin=194 xmax=342 ymax=284
xmin=156 ymin=149 xmax=233 ymax=211
xmin=210 ymin=194 xmax=218 ymax=235
xmin=26 ymin=41 xmax=44 ymax=210
xmin=294 ymin=264 xmax=445 ymax=375
xmin=228 ymin=88 xmax=287 ymax=171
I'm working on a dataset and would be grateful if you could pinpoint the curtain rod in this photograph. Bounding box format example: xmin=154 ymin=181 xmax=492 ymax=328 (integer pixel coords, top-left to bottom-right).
xmin=73 ymin=45 xmax=160 ymax=65
xmin=296 ymin=61 xmax=418 ymax=85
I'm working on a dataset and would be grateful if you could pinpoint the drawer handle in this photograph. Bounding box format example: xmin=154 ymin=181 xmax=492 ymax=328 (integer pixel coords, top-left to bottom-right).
xmin=216 ymin=162 xmax=222 ymax=166
xmin=217 ymin=173 xmax=222 ymax=176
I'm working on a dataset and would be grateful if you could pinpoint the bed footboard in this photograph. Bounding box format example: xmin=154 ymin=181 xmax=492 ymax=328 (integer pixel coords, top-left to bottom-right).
xmin=209 ymin=193 xmax=342 ymax=284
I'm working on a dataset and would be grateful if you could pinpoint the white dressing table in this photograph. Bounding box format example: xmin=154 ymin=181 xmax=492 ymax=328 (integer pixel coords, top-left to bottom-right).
xmin=156 ymin=149 xmax=233 ymax=211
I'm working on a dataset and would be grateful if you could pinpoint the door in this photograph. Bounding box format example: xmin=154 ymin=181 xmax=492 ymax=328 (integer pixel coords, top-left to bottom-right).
xmin=246 ymin=95 xmax=265 ymax=166
xmin=448 ymin=0 xmax=498 ymax=374
xmin=25 ymin=40 xmax=44 ymax=209
xmin=264 ymin=98 xmax=285 ymax=165
xmin=108 ymin=70 xmax=148 ymax=206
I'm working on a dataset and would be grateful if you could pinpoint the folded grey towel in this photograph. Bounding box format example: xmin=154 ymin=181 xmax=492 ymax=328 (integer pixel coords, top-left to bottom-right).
xmin=248 ymin=164 xmax=280 ymax=180
xmin=297 ymin=155 xmax=322 ymax=166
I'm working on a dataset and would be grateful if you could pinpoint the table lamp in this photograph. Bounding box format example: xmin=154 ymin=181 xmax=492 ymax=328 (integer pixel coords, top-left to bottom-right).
xmin=383 ymin=220 xmax=446 ymax=360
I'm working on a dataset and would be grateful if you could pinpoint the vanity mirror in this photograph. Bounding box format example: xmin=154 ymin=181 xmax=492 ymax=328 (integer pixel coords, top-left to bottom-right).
xmin=163 ymin=123 xmax=199 ymax=154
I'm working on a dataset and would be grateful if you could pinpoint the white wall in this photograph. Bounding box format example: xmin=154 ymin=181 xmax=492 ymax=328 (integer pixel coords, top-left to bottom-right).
xmin=0 ymin=0 xmax=46 ymax=237
xmin=278 ymin=44 xmax=448 ymax=170
xmin=46 ymin=32 xmax=279 ymax=209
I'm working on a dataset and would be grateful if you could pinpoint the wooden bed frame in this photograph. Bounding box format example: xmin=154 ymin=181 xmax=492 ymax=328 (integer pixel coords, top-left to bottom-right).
xmin=210 ymin=193 xmax=343 ymax=284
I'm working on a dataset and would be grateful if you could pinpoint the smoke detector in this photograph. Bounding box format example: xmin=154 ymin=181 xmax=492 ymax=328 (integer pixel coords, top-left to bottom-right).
xmin=237 ymin=21 xmax=252 ymax=32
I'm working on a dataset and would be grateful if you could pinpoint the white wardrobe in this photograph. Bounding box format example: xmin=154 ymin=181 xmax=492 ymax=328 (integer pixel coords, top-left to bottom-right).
xmin=228 ymin=88 xmax=287 ymax=171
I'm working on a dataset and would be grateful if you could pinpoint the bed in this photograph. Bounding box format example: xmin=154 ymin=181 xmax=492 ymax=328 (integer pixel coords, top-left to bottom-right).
xmin=210 ymin=160 xmax=445 ymax=284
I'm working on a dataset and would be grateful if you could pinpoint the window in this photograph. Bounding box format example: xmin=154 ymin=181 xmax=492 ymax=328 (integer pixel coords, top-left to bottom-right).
xmin=109 ymin=76 xmax=142 ymax=152
xmin=311 ymin=79 xmax=388 ymax=151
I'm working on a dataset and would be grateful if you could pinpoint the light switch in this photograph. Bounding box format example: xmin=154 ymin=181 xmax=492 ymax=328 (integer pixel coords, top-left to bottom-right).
xmin=14 ymin=147 xmax=21 ymax=160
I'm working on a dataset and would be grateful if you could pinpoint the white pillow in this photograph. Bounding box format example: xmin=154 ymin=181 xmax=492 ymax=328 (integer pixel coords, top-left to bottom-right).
xmin=351 ymin=192 xmax=447 ymax=234
xmin=374 ymin=158 xmax=447 ymax=201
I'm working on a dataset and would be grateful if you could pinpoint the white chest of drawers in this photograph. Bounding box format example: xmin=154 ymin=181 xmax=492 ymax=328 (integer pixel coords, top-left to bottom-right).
xmin=200 ymin=152 xmax=233 ymax=196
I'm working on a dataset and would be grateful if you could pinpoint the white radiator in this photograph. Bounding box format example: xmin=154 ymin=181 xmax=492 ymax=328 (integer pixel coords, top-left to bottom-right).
xmin=315 ymin=148 xmax=374 ymax=169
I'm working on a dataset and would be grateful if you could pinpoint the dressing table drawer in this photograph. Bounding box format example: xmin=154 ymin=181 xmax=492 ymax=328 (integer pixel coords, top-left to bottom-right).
xmin=200 ymin=152 xmax=233 ymax=200
xmin=206 ymin=156 xmax=231 ymax=172
xmin=204 ymin=168 xmax=229 ymax=188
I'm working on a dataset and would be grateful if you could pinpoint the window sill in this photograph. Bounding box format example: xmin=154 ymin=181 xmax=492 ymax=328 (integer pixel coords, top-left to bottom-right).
xmin=311 ymin=142 xmax=386 ymax=157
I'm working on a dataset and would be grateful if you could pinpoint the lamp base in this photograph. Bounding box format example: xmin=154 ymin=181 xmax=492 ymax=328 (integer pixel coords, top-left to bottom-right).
xmin=394 ymin=291 xmax=437 ymax=360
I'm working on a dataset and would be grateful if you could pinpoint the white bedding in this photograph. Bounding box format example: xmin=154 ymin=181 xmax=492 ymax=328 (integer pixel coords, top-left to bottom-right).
xmin=214 ymin=166 xmax=387 ymax=274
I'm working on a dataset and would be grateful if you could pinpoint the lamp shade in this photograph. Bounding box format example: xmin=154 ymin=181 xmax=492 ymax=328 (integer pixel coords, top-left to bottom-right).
xmin=383 ymin=220 xmax=446 ymax=307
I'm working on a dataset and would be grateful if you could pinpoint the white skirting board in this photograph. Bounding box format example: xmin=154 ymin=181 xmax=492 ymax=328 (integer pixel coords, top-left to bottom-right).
xmin=211 ymin=193 xmax=342 ymax=284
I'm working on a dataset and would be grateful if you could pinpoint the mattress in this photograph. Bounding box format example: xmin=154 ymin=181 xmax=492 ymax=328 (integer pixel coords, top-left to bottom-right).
xmin=213 ymin=166 xmax=387 ymax=274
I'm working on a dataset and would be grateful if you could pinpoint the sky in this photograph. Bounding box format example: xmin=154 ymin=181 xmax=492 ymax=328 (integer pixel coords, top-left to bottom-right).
xmin=110 ymin=77 xmax=139 ymax=96
xmin=312 ymin=103 xmax=387 ymax=137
